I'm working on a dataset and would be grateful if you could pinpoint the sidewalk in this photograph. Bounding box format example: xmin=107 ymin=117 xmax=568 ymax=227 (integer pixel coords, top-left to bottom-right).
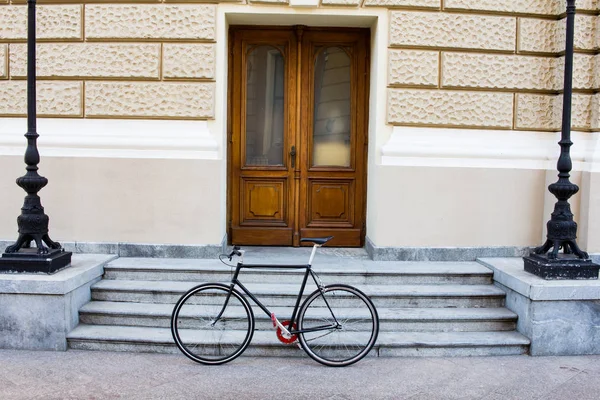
xmin=1 ymin=350 xmax=599 ymax=400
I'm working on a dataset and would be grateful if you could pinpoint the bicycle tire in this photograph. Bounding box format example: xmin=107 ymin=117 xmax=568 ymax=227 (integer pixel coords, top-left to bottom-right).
xmin=297 ymin=284 xmax=379 ymax=367
xmin=171 ymin=283 xmax=254 ymax=365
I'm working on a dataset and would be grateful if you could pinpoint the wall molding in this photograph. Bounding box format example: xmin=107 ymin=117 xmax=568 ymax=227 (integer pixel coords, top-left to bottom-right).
xmin=0 ymin=237 xmax=228 ymax=259
xmin=365 ymin=237 xmax=532 ymax=262
xmin=381 ymin=126 xmax=600 ymax=172
xmin=0 ymin=118 xmax=219 ymax=160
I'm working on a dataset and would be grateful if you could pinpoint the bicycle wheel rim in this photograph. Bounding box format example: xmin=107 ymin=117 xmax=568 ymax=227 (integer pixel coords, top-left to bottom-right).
xmin=171 ymin=284 xmax=254 ymax=365
xmin=298 ymin=285 xmax=379 ymax=367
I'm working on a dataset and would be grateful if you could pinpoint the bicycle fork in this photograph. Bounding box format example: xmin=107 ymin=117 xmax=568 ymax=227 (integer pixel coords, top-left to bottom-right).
xmin=211 ymin=284 xmax=236 ymax=327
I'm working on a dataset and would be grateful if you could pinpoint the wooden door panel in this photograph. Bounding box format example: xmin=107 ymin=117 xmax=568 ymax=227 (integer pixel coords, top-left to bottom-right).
xmin=229 ymin=27 xmax=368 ymax=247
xmin=299 ymin=30 xmax=369 ymax=247
xmin=307 ymin=179 xmax=354 ymax=227
xmin=231 ymin=227 xmax=293 ymax=246
xmin=299 ymin=228 xmax=362 ymax=247
xmin=241 ymin=179 xmax=288 ymax=225
xmin=229 ymin=28 xmax=297 ymax=246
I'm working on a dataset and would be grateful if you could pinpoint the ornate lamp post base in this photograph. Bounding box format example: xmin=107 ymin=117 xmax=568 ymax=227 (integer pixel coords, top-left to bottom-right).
xmin=0 ymin=0 xmax=72 ymax=274
xmin=524 ymin=254 xmax=599 ymax=280
xmin=0 ymin=248 xmax=72 ymax=274
xmin=524 ymin=0 xmax=600 ymax=280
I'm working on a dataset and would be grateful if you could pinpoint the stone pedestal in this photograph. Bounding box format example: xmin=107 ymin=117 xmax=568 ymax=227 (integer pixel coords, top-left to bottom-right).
xmin=480 ymin=257 xmax=600 ymax=356
xmin=0 ymin=254 xmax=116 ymax=350
xmin=523 ymin=254 xmax=599 ymax=280
xmin=0 ymin=248 xmax=72 ymax=274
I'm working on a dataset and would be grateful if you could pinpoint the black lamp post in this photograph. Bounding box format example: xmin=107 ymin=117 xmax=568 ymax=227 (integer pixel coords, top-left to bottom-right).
xmin=0 ymin=0 xmax=72 ymax=273
xmin=523 ymin=0 xmax=599 ymax=280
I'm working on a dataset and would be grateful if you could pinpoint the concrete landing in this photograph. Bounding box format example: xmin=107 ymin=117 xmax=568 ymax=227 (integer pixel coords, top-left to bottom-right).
xmin=0 ymin=254 xmax=117 ymax=350
xmin=480 ymin=257 xmax=600 ymax=356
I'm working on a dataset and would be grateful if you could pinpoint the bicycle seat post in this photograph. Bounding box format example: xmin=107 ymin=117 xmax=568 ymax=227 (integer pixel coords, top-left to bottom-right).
xmin=308 ymin=244 xmax=320 ymax=266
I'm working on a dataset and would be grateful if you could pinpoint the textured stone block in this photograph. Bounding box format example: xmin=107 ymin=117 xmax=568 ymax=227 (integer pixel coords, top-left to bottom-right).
xmin=518 ymin=18 xmax=561 ymax=54
xmin=387 ymin=89 xmax=513 ymax=128
xmin=572 ymin=94 xmax=596 ymax=130
xmin=0 ymin=81 xmax=82 ymax=116
xmin=0 ymin=45 xmax=6 ymax=79
xmin=163 ymin=44 xmax=215 ymax=80
xmin=562 ymin=0 xmax=598 ymax=11
xmin=85 ymin=82 xmax=215 ymax=118
xmin=163 ymin=0 xmax=239 ymax=2
xmin=363 ymin=0 xmax=439 ymax=8
xmin=0 ymin=5 xmax=82 ymax=40
xmin=593 ymin=94 xmax=600 ymax=130
xmin=86 ymin=5 xmax=216 ymax=41
xmin=10 ymin=43 xmax=160 ymax=79
xmin=597 ymin=15 xmax=600 ymax=50
xmin=21 ymin=0 xmax=161 ymax=2
xmin=515 ymin=94 xmax=561 ymax=131
xmin=444 ymin=0 xmax=558 ymax=15
xmin=572 ymin=15 xmax=599 ymax=51
xmin=390 ymin=12 xmax=516 ymax=52
xmin=558 ymin=54 xmax=600 ymax=90
xmin=321 ymin=0 xmax=361 ymax=6
xmin=519 ymin=16 xmax=599 ymax=54
xmin=388 ymin=49 xmax=438 ymax=87
xmin=442 ymin=53 xmax=558 ymax=91
xmin=10 ymin=0 xmax=159 ymax=2
xmin=248 ymin=0 xmax=288 ymax=3
xmin=515 ymin=93 xmax=596 ymax=131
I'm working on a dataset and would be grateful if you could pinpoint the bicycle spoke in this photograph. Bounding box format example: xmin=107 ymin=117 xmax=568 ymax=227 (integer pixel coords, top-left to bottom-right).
xmin=297 ymin=285 xmax=379 ymax=367
xmin=171 ymin=284 xmax=254 ymax=365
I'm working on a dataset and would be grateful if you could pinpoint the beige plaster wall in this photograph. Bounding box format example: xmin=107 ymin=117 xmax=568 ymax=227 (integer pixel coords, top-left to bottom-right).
xmin=1 ymin=0 xmax=599 ymax=250
xmin=578 ymin=171 xmax=600 ymax=253
xmin=0 ymin=156 xmax=223 ymax=245
xmin=367 ymin=165 xmax=548 ymax=248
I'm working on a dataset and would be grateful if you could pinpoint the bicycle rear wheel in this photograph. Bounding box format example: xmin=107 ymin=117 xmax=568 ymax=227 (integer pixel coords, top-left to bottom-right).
xmin=297 ymin=284 xmax=379 ymax=367
xmin=171 ymin=283 xmax=254 ymax=365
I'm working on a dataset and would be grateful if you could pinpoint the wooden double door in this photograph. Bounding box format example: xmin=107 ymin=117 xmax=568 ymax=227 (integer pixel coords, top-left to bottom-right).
xmin=228 ymin=26 xmax=369 ymax=247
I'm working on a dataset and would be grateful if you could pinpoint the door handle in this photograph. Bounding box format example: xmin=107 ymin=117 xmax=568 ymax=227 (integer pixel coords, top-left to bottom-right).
xmin=290 ymin=145 xmax=296 ymax=168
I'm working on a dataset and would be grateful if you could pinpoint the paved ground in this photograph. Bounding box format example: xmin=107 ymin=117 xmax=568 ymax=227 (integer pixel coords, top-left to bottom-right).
xmin=1 ymin=350 xmax=600 ymax=400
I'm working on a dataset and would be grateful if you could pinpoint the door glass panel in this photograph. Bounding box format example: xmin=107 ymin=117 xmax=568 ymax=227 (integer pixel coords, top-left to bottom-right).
xmin=245 ymin=46 xmax=285 ymax=166
xmin=312 ymin=47 xmax=351 ymax=167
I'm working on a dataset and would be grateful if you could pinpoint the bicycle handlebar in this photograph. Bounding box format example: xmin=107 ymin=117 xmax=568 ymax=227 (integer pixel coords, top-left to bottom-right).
xmin=228 ymin=246 xmax=242 ymax=261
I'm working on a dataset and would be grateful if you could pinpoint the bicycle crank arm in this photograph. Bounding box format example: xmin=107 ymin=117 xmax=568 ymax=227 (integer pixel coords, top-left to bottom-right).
xmin=271 ymin=313 xmax=291 ymax=336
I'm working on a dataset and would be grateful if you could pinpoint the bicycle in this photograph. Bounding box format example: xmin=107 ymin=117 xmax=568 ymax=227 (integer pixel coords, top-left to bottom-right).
xmin=170 ymin=236 xmax=379 ymax=367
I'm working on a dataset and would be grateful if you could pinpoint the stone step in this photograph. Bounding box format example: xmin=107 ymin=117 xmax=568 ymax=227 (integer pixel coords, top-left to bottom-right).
xmin=91 ymin=280 xmax=506 ymax=308
xmin=80 ymin=301 xmax=517 ymax=332
xmin=103 ymin=258 xmax=493 ymax=285
xmin=67 ymin=324 xmax=530 ymax=358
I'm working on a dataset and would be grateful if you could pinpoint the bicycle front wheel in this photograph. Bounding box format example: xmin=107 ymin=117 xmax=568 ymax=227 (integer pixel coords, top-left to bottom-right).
xmin=297 ymin=284 xmax=379 ymax=367
xmin=171 ymin=283 xmax=254 ymax=365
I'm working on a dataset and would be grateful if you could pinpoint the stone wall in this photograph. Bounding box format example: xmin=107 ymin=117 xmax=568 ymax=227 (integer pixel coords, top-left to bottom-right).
xmin=0 ymin=3 xmax=216 ymax=119
xmin=385 ymin=1 xmax=600 ymax=132
xmin=0 ymin=1 xmax=598 ymax=126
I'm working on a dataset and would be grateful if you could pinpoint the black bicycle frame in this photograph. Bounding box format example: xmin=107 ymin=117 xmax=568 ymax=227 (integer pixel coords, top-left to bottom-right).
xmin=214 ymin=262 xmax=340 ymax=335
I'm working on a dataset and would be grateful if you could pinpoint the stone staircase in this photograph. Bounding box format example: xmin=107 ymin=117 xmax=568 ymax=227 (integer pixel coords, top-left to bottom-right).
xmin=67 ymin=248 xmax=530 ymax=357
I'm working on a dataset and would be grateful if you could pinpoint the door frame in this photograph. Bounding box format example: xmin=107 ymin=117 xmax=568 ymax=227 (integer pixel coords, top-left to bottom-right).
xmin=226 ymin=25 xmax=370 ymax=247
